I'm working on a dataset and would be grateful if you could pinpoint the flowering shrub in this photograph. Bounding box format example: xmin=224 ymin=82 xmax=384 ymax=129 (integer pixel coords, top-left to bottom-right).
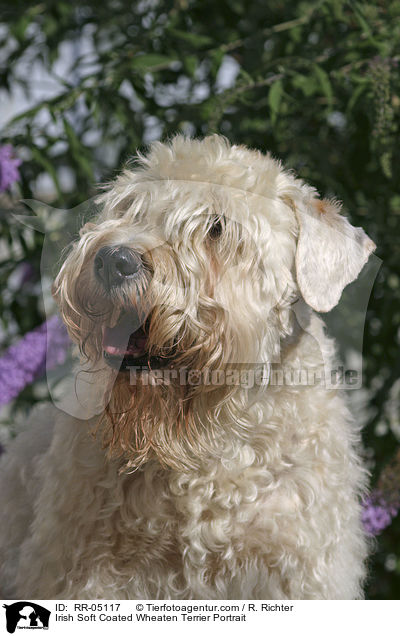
xmin=362 ymin=494 xmax=399 ymax=536
xmin=0 ymin=315 xmax=69 ymax=408
xmin=0 ymin=145 xmax=21 ymax=191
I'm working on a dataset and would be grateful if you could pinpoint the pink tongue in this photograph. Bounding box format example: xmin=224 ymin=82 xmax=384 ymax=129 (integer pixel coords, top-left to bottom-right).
xmin=103 ymin=313 xmax=146 ymax=356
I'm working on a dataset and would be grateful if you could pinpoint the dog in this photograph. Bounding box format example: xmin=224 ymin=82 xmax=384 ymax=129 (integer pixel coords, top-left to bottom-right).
xmin=0 ymin=135 xmax=376 ymax=599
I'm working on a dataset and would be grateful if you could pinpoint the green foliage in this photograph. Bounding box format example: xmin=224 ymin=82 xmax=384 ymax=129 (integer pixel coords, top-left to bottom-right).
xmin=1 ymin=0 xmax=400 ymax=598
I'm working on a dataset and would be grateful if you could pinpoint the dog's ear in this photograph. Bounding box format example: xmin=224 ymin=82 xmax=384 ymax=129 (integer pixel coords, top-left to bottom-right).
xmin=291 ymin=196 xmax=376 ymax=312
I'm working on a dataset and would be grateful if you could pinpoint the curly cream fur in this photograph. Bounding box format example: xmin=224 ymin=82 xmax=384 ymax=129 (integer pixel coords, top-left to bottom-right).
xmin=0 ymin=135 xmax=375 ymax=599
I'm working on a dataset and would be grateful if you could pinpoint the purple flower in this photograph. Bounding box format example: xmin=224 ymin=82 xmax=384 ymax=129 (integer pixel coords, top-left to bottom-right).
xmin=17 ymin=262 xmax=35 ymax=286
xmin=361 ymin=492 xmax=399 ymax=536
xmin=0 ymin=315 xmax=70 ymax=408
xmin=0 ymin=144 xmax=22 ymax=192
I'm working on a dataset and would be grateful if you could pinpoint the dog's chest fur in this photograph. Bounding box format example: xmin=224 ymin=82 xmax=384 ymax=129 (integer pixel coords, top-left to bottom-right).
xmin=14 ymin=360 xmax=365 ymax=600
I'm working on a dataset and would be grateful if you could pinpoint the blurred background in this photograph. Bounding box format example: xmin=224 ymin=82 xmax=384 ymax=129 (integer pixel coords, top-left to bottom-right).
xmin=0 ymin=0 xmax=399 ymax=598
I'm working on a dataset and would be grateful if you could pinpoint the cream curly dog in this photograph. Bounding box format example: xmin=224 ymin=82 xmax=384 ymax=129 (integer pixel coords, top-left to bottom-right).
xmin=0 ymin=135 xmax=375 ymax=599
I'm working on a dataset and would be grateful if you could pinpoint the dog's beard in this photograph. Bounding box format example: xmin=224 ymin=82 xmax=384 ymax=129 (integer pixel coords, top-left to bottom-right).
xmin=97 ymin=299 xmax=241 ymax=472
xmin=99 ymin=368 xmax=236 ymax=472
xmin=54 ymin=248 xmax=245 ymax=471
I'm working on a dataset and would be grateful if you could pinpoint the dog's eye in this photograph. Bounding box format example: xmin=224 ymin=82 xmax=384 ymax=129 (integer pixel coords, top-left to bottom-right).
xmin=208 ymin=217 xmax=223 ymax=240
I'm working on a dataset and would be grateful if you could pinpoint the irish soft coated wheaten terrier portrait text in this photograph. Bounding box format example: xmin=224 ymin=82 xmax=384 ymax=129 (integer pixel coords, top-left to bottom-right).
xmin=0 ymin=135 xmax=376 ymax=599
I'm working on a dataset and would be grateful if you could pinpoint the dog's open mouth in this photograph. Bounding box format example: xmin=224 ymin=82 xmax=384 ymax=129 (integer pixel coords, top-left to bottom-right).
xmin=102 ymin=312 xmax=175 ymax=371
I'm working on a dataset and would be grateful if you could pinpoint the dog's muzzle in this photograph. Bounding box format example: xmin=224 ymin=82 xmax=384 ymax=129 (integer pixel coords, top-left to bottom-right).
xmin=94 ymin=245 xmax=143 ymax=289
xmin=93 ymin=245 xmax=178 ymax=372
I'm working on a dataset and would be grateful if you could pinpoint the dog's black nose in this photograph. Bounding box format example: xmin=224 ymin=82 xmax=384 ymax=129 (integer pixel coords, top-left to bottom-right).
xmin=94 ymin=246 xmax=142 ymax=288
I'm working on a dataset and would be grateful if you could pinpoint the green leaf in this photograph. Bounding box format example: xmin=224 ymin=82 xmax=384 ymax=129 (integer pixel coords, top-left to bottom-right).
xmin=10 ymin=15 xmax=30 ymax=41
xmin=131 ymin=54 xmax=177 ymax=70
xmin=167 ymin=28 xmax=213 ymax=48
xmin=183 ymin=55 xmax=198 ymax=78
xmin=30 ymin=146 xmax=62 ymax=199
xmin=62 ymin=119 xmax=93 ymax=180
xmin=201 ymin=97 xmax=219 ymax=120
xmin=350 ymin=0 xmax=372 ymax=37
xmin=269 ymin=80 xmax=283 ymax=124
xmin=9 ymin=102 xmax=45 ymax=125
xmin=313 ymin=64 xmax=333 ymax=108
xmin=291 ymin=73 xmax=317 ymax=97
xmin=346 ymin=82 xmax=367 ymax=114
xmin=209 ymin=49 xmax=225 ymax=78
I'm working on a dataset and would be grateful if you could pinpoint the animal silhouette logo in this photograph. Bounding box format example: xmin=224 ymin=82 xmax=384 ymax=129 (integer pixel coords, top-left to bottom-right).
xmin=3 ymin=602 xmax=50 ymax=633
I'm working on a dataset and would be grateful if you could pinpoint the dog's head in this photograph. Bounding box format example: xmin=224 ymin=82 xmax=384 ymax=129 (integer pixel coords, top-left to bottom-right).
xmin=53 ymin=135 xmax=375 ymax=469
